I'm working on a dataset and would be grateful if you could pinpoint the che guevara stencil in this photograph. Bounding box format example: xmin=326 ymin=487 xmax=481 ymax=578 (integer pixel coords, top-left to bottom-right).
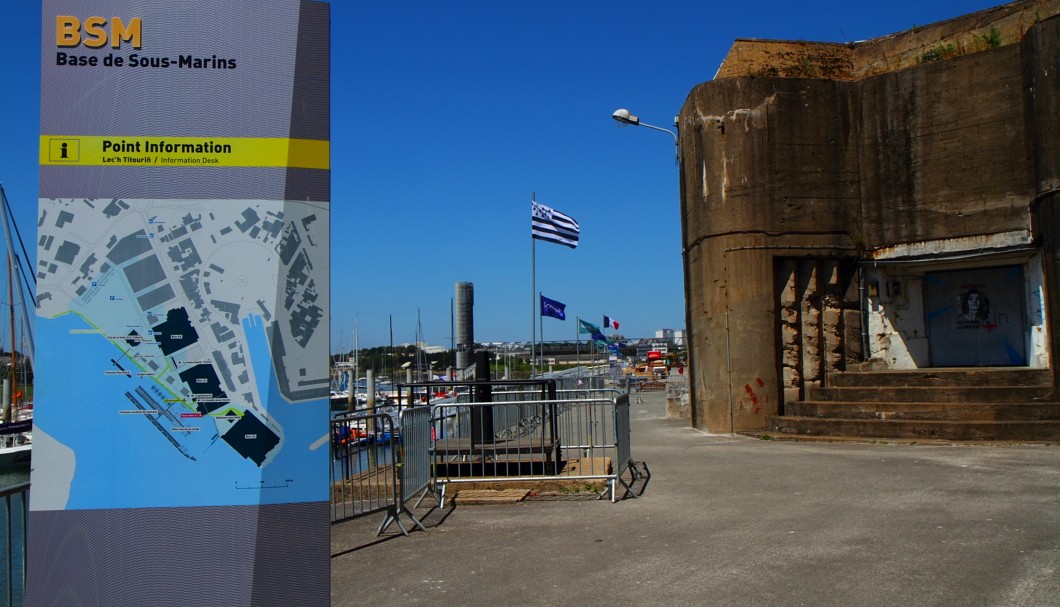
xmin=924 ymin=266 xmax=1026 ymax=366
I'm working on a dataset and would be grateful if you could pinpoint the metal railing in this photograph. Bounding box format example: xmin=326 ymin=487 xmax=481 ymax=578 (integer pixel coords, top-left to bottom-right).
xmin=329 ymin=412 xmax=428 ymax=536
xmin=328 ymin=378 xmax=648 ymax=536
xmin=1 ymin=481 xmax=28 ymax=607
xmin=429 ymin=388 xmax=636 ymax=505
xmin=398 ymin=406 xmax=435 ymax=510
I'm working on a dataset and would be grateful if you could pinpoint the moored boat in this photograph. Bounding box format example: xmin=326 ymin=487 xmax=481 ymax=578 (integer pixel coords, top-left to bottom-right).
xmin=0 ymin=442 xmax=31 ymax=467
xmin=0 ymin=417 xmax=32 ymax=467
xmin=0 ymin=186 xmax=34 ymax=466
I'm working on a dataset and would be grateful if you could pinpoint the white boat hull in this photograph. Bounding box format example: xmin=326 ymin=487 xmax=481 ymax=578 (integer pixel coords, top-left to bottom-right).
xmin=0 ymin=443 xmax=31 ymax=467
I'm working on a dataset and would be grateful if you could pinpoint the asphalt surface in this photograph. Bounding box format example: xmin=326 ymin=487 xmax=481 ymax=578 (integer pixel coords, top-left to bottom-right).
xmin=330 ymin=389 xmax=1060 ymax=607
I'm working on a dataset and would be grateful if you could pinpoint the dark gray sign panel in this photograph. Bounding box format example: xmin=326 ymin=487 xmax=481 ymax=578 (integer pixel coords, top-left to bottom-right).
xmin=30 ymin=2 xmax=331 ymax=605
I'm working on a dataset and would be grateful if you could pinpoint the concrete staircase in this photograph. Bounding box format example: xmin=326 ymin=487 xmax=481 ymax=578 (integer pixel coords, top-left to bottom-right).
xmin=765 ymin=368 xmax=1060 ymax=441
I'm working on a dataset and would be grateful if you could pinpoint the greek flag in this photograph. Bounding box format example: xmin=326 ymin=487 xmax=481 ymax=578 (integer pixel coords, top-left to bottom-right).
xmin=532 ymin=201 xmax=579 ymax=249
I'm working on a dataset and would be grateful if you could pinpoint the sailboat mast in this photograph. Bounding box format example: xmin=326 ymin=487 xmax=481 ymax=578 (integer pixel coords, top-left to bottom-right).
xmin=8 ymin=255 xmax=15 ymax=409
xmin=416 ymin=308 xmax=425 ymax=380
xmin=0 ymin=184 xmax=33 ymax=373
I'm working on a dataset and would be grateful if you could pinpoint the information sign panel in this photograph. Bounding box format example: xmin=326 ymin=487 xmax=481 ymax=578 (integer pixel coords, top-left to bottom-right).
xmin=29 ymin=2 xmax=331 ymax=605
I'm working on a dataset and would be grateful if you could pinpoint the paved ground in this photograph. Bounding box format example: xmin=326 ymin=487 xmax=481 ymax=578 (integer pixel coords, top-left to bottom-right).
xmin=330 ymin=390 xmax=1059 ymax=607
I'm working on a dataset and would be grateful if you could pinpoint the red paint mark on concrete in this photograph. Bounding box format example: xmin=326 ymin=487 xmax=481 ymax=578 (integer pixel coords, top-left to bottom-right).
xmin=743 ymin=383 xmax=760 ymax=412
xmin=743 ymin=384 xmax=762 ymax=415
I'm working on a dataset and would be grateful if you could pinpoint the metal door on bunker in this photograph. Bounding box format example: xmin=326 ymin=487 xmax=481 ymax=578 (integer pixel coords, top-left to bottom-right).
xmin=923 ymin=265 xmax=1027 ymax=366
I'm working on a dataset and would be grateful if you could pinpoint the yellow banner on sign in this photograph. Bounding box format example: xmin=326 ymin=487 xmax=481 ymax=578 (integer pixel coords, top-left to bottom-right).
xmin=39 ymin=136 xmax=329 ymax=169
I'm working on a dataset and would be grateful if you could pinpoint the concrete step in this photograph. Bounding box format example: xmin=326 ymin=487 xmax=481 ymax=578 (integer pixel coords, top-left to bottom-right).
xmin=765 ymin=415 xmax=1060 ymax=441
xmin=805 ymin=385 xmax=1054 ymax=403
xmin=828 ymin=368 xmax=1052 ymax=388
xmin=787 ymin=401 xmax=1060 ymax=421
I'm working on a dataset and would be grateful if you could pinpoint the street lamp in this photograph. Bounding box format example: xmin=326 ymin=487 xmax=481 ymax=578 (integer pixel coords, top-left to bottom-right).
xmin=612 ymin=105 xmax=691 ymax=428
xmin=612 ymin=108 xmax=679 ymax=163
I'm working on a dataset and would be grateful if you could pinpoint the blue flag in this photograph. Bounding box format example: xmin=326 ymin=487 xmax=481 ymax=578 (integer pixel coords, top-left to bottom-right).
xmin=541 ymin=295 xmax=566 ymax=320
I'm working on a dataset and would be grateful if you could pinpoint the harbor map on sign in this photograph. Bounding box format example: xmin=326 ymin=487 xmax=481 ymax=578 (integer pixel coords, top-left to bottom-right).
xmin=33 ymin=197 xmax=330 ymax=510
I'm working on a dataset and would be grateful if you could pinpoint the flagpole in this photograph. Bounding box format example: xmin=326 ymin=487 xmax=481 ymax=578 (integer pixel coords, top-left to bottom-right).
xmin=531 ymin=193 xmax=580 ymax=377
xmin=576 ymin=316 xmax=581 ymax=371
xmin=539 ymin=291 xmax=544 ymax=373
xmin=531 ymin=192 xmax=536 ymax=378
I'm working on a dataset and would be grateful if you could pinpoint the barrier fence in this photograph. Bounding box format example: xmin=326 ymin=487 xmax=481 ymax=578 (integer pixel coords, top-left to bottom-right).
xmin=397 ymin=406 xmax=433 ymax=511
xmin=330 ymin=379 xmax=648 ymax=534
xmin=328 ymin=379 xmax=644 ymax=533
xmin=429 ymin=388 xmax=636 ymax=506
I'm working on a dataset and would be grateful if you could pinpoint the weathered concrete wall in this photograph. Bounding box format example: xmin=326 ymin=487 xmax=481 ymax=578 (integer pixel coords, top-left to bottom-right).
xmin=679 ymin=9 xmax=1060 ymax=433
xmin=715 ymin=1 xmax=1060 ymax=81
xmin=681 ymin=78 xmax=861 ymax=238
xmin=665 ymin=376 xmax=691 ymax=419
xmin=848 ymin=0 xmax=1058 ymax=79
xmin=680 ymin=77 xmax=860 ymax=432
xmin=774 ymin=258 xmax=860 ymax=409
xmin=1024 ymin=16 xmax=1060 ymax=389
xmin=857 ymin=44 xmax=1032 ymax=247
xmin=716 ymin=40 xmax=853 ymax=80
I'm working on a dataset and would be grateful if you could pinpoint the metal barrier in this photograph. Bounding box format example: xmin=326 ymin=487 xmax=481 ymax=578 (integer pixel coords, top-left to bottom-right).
xmin=429 ymin=390 xmax=638 ymax=505
xmin=330 ymin=378 xmax=649 ymax=535
xmin=1 ymin=481 xmax=28 ymax=607
xmin=612 ymin=393 xmax=636 ymax=496
xmin=398 ymin=406 xmax=436 ymax=510
xmin=330 ymin=412 xmax=427 ymax=536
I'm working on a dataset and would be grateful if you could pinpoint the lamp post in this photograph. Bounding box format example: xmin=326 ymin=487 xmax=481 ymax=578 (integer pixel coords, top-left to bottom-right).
xmin=612 ymin=108 xmax=679 ymax=163
xmin=612 ymin=106 xmax=694 ymax=429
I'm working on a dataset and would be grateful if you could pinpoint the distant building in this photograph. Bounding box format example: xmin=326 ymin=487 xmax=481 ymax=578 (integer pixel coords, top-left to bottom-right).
xmin=652 ymin=329 xmax=685 ymax=347
xmin=455 ymin=281 xmax=474 ymax=369
xmin=634 ymin=339 xmax=670 ymax=359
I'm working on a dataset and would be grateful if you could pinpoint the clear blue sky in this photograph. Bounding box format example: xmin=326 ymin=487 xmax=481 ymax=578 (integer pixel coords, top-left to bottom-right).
xmin=1 ymin=1 xmax=1002 ymax=351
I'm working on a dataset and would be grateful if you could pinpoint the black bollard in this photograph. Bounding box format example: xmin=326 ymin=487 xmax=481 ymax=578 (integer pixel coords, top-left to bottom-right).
xmin=470 ymin=350 xmax=494 ymax=445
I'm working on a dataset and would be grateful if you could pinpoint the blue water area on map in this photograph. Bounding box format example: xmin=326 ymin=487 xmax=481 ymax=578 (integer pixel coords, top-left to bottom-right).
xmin=241 ymin=314 xmax=329 ymax=504
xmin=33 ymin=313 xmax=327 ymax=510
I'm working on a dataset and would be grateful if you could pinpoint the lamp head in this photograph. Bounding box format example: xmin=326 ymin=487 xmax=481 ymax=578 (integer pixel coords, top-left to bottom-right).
xmin=612 ymin=108 xmax=640 ymax=126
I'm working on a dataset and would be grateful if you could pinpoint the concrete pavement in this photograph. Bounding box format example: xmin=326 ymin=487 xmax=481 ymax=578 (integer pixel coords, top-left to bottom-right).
xmin=330 ymin=389 xmax=1059 ymax=607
